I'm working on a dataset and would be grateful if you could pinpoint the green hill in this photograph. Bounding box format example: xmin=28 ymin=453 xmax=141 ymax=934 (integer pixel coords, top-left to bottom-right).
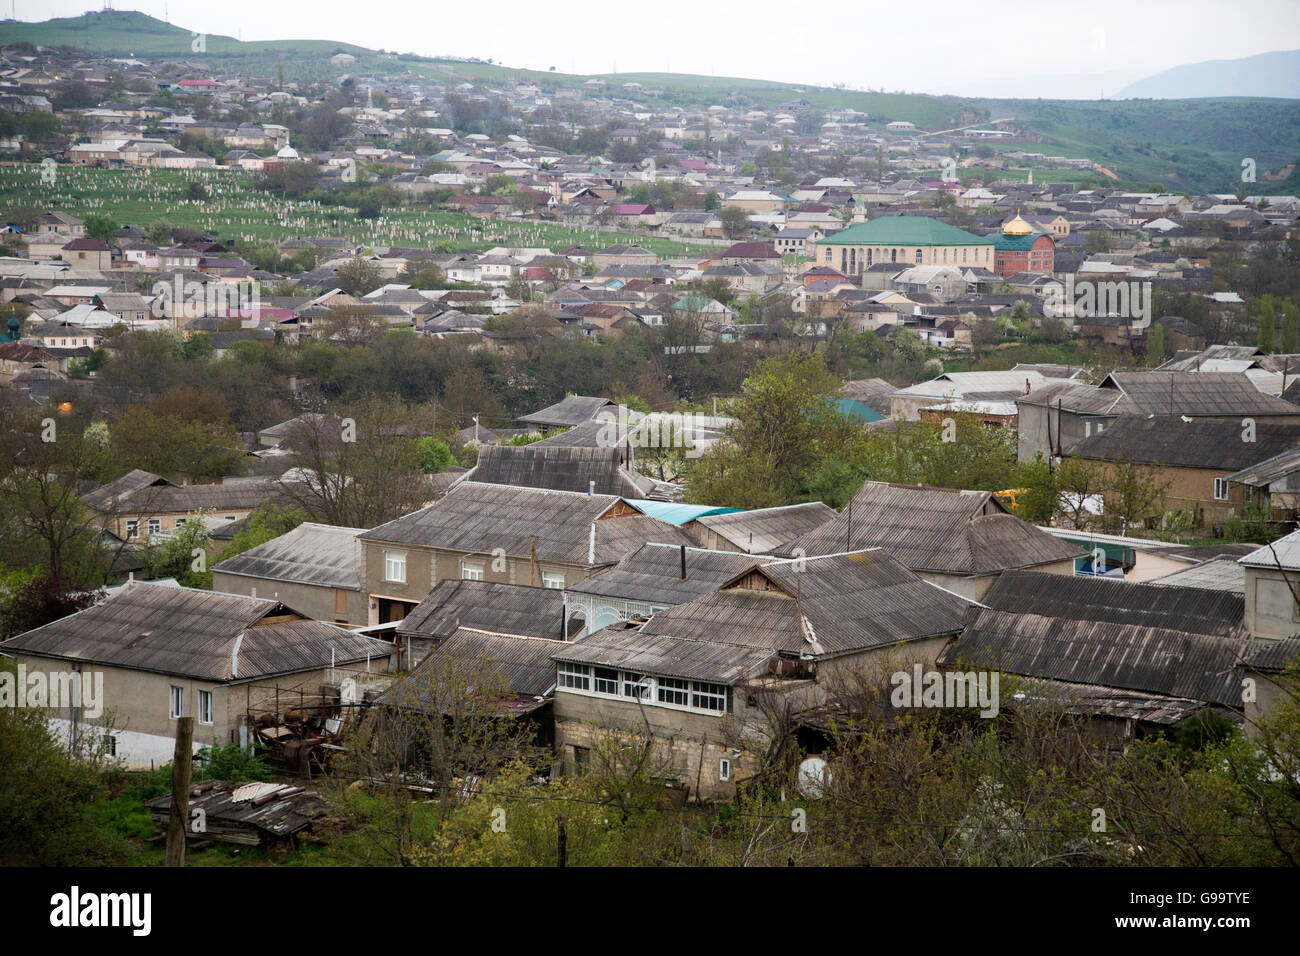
xmin=3 ymin=10 xmax=1298 ymax=194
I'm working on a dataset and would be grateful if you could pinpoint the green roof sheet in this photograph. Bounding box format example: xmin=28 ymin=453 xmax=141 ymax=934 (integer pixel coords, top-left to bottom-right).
xmin=993 ymin=233 xmax=1048 ymax=251
xmin=818 ymin=217 xmax=992 ymax=247
xmin=624 ymin=500 xmax=741 ymax=526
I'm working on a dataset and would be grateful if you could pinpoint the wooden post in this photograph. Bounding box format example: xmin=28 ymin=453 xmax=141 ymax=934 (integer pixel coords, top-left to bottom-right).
xmin=556 ymin=813 xmax=567 ymax=868
xmin=530 ymin=535 xmax=537 ymax=587
xmin=164 ymin=716 xmax=195 ymax=867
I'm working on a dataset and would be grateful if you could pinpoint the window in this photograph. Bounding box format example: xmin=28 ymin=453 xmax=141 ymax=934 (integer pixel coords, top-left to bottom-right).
xmin=915 ymin=249 xmax=923 ymax=263
xmin=594 ymin=667 xmax=619 ymax=695
xmin=198 ymin=689 xmax=213 ymax=724
xmin=658 ymin=676 xmax=690 ymax=706
xmin=384 ymin=551 xmax=407 ymax=583
xmin=175 ymin=518 xmax=186 ymax=527
xmin=558 ymin=661 xmax=590 ymax=690
xmin=1214 ymin=477 xmax=1229 ymax=501
xmin=692 ymin=681 xmax=728 ymax=712
xmin=105 ymin=733 xmax=117 ymax=758
xmin=622 ymin=672 xmax=651 ymax=700
xmin=125 ymin=519 xmax=139 ymax=539
xmin=169 ymin=685 xmax=184 ymax=719
xmin=147 ymin=518 xmax=161 ymax=536
xmin=461 ymin=558 xmax=484 ymax=581
xmin=719 ymin=758 xmax=731 ymax=781
xmin=542 ymin=570 xmax=565 ymax=589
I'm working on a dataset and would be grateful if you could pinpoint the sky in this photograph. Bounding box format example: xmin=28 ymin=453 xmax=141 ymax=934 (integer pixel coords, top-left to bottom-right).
xmin=10 ymin=0 xmax=1300 ymax=98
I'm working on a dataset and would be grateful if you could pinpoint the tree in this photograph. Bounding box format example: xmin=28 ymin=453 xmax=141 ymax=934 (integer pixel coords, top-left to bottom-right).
xmin=403 ymin=259 xmax=447 ymax=291
xmin=215 ymin=502 xmax=307 ymax=563
xmin=275 ymin=398 xmax=440 ymax=527
xmin=1281 ymin=299 xmax=1299 ymax=355
xmin=1145 ymin=322 xmax=1167 ymax=366
xmin=1257 ymin=297 xmax=1276 ymax=354
xmin=82 ymin=213 xmax=119 ymax=244
xmin=108 ymin=387 xmax=247 ymax=482
xmin=335 ymin=258 xmax=383 ymax=297
xmin=1100 ymin=456 xmax=1171 ymax=534
xmin=720 ymin=205 xmax=751 ymax=240
xmin=414 ymin=436 xmax=455 ymax=473
xmin=314 ymin=304 xmax=387 ymax=346
xmin=683 ymin=351 xmax=854 ymax=508
xmin=1054 ymin=455 xmax=1103 ymax=531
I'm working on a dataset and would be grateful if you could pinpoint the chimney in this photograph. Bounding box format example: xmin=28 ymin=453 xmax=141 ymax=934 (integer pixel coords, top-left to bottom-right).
xmin=588 ymin=480 xmax=594 ymax=497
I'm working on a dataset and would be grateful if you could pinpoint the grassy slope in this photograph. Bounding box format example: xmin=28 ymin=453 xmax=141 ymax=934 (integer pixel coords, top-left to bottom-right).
xmin=4 ymin=11 xmax=1299 ymax=193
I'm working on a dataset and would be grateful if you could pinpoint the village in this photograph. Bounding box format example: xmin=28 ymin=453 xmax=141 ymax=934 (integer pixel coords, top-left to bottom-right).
xmin=1 ymin=9 xmax=1299 ymax=876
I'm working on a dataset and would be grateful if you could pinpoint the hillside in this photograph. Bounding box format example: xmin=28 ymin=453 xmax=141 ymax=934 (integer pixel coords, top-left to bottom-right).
xmin=1118 ymin=49 xmax=1300 ymax=100
xmin=3 ymin=11 xmax=1299 ymax=194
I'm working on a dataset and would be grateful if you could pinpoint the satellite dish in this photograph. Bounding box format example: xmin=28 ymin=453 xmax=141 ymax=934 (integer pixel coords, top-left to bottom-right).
xmin=797 ymin=757 xmax=830 ymax=799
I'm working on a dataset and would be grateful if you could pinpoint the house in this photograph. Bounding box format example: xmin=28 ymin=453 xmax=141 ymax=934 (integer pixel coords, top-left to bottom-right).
xmin=591 ymin=245 xmax=659 ymax=269
xmin=564 ymin=543 xmax=762 ymax=638
xmin=81 ymin=469 xmax=283 ymax=541
xmin=0 ymin=582 xmax=395 ymax=767
xmin=394 ymin=579 xmax=568 ymax=665
xmin=1016 ymin=371 xmax=1300 ymax=463
xmin=552 ymin=549 xmax=972 ymax=799
xmin=686 ymin=502 xmax=836 ymax=554
xmin=992 ymin=214 xmax=1055 ymax=276
xmin=1225 ymin=444 xmax=1300 ymax=522
xmin=792 ymin=481 xmax=1083 ymax=599
xmin=211 ymin=522 xmax=369 ymax=627
xmin=58 ymin=238 xmax=112 ymax=270
xmin=516 ymin=394 xmax=617 ymax=431
xmin=1070 ymin=416 xmax=1300 ymax=527
xmin=357 ymin=482 xmax=695 ymax=625
xmin=938 ymin=570 xmax=1248 ymax=744
xmin=817 ymin=217 xmax=996 ymax=278
xmin=891 ymin=369 xmax=1069 ymax=421
xmin=462 ymin=444 xmax=658 ymax=499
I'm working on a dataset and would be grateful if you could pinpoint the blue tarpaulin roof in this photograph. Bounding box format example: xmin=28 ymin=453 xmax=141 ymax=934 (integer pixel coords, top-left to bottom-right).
xmin=834 ymin=397 xmax=885 ymax=423
xmin=623 ymin=500 xmax=741 ymax=525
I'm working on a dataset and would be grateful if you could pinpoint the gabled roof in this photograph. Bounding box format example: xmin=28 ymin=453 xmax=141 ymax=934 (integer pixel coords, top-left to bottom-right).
xmin=361 ymin=482 xmax=693 ymax=566
xmin=1098 ymin=371 xmax=1300 ymax=416
xmin=638 ymin=550 xmax=971 ymax=657
xmin=692 ymin=502 xmax=836 ymax=554
xmin=0 ymin=582 xmax=392 ymax=682
xmin=516 ymin=394 xmax=615 ymax=428
xmin=397 ymin=579 xmax=565 ymax=641
xmin=793 ymin=482 xmax=1082 ymax=575
xmin=465 ymin=444 xmax=654 ymax=498
xmin=378 ymin=628 xmax=561 ymax=709
xmin=1072 ymin=415 xmax=1300 ymax=471
xmin=939 ymin=570 xmax=1246 ymax=707
xmin=212 ymin=522 xmax=366 ymax=590
xmin=567 ymin=542 xmax=761 ymax=605
xmin=552 ymin=629 xmax=773 ymax=685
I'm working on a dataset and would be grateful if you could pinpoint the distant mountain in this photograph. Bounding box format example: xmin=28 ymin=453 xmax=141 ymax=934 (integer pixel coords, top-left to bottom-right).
xmin=1117 ymin=49 xmax=1300 ymax=99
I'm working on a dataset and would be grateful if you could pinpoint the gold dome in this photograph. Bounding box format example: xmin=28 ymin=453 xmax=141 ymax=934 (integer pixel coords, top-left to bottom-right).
xmin=1003 ymin=213 xmax=1033 ymax=235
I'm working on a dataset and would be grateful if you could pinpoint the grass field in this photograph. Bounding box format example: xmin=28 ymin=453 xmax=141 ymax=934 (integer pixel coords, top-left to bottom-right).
xmin=0 ymin=164 xmax=715 ymax=258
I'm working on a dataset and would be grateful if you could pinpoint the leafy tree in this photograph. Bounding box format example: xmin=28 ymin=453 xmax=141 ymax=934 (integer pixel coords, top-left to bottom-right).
xmin=720 ymin=205 xmax=751 ymax=240
xmin=82 ymin=213 xmax=119 ymax=244
xmin=414 ymin=436 xmax=455 ymax=473
xmin=335 ymin=258 xmax=383 ymax=296
xmin=216 ymin=502 xmax=307 ymax=563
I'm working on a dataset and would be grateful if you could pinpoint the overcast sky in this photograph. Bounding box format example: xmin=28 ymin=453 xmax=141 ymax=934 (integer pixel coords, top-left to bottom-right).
xmin=12 ymin=0 xmax=1300 ymax=97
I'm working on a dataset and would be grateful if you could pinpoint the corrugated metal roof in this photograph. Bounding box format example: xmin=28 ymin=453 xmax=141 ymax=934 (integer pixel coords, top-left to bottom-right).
xmin=0 ymin=582 xmax=394 ymax=681
xmin=361 ymin=482 xmax=694 ymax=566
xmin=1225 ymin=444 xmax=1300 ymax=486
xmin=144 ymin=781 xmax=327 ymax=839
xmin=517 ymin=395 xmax=615 ymax=427
xmin=1072 ymin=415 xmax=1300 ymax=470
xmin=1242 ymin=636 xmax=1300 ymax=672
xmin=623 ymin=500 xmax=740 ymax=526
xmin=695 ymin=501 xmax=837 ymax=554
xmin=1102 ymin=371 xmax=1300 ymax=416
xmin=940 ymin=570 xmax=1248 ymax=706
xmin=1239 ymin=530 xmax=1300 ymax=569
xmin=213 ymin=522 xmax=366 ymax=590
xmin=465 ymin=444 xmax=654 ymax=498
xmin=567 ymin=542 xmax=762 ymax=604
xmin=553 ymin=629 xmax=773 ymax=684
xmin=1149 ymin=556 xmax=1245 ymax=594
xmin=792 ymin=482 xmax=1081 ymax=574
xmin=379 ymin=628 xmax=562 ymax=705
xmin=397 ymin=580 xmax=565 ymax=640
xmin=640 ymin=550 xmax=971 ymax=656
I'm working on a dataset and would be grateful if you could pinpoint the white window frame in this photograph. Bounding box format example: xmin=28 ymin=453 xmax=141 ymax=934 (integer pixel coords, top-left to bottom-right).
xmin=542 ymin=570 xmax=565 ymax=589
xmin=147 ymin=517 xmax=161 ymax=536
xmin=169 ymin=685 xmax=184 ymax=719
xmin=593 ymin=666 xmax=620 ymax=696
xmin=461 ymin=558 xmax=485 ymax=581
xmin=125 ymin=519 xmax=139 ymax=539
xmin=384 ymin=550 xmax=407 ymax=584
xmin=198 ymin=689 xmax=213 ymax=724
xmin=1213 ymin=477 xmax=1229 ymax=501
xmin=719 ymin=758 xmax=731 ymax=781
xmin=557 ymin=661 xmax=589 ymax=691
